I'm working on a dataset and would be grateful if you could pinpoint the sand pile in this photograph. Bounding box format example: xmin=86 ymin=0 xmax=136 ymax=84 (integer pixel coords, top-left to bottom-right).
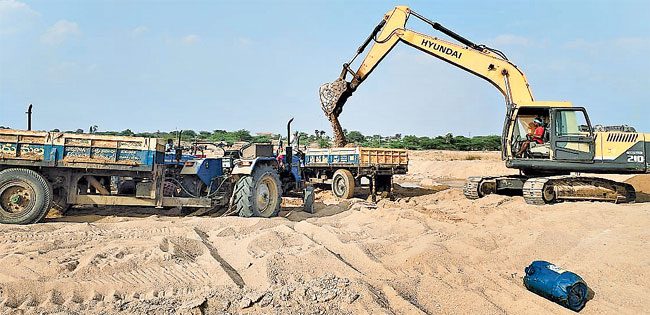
xmin=625 ymin=174 xmax=650 ymax=202
xmin=626 ymin=174 xmax=650 ymax=193
xmin=398 ymin=150 xmax=516 ymax=188
xmin=0 ymin=150 xmax=648 ymax=314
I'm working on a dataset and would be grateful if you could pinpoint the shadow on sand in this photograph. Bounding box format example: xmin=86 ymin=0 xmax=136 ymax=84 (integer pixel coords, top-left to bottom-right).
xmin=635 ymin=192 xmax=650 ymax=203
xmin=45 ymin=206 xmax=189 ymax=223
xmin=45 ymin=183 xmax=451 ymax=224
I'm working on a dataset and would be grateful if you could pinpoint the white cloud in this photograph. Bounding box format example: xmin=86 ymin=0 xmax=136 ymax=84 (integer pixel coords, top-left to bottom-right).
xmin=181 ymin=34 xmax=200 ymax=45
xmin=491 ymin=34 xmax=532 ymax=47
xmin=565 ymin=37 xmax=650 ymax=54
xmin=130 ymin=25 xmax=148 ymax=37
xmin=0 ymin=0 xmax=35 ymax=16
xmin=41 ymin=19 xmax=80 ymax=45
xmin=236 ymin=37 xmax=253 ymax=46
xmin=613 ymin=37 xmax=650 ymax=50
xmin=0 ymin=0 xmax=39 ymax=35
xmin=564 ymin=38 xmax=595 ymax=50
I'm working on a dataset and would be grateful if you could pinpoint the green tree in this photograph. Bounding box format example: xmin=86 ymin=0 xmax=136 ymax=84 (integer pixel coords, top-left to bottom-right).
xmin=402 ymin=135 xmax=420 ymax=150
xmin=182 ymin=130 xmax=197 ymax=140
xmin=118 ymin=129 xmax=134 ymax=136
xmin=232 ymin=129 xmax=253 ymax=142
xmin=346 ymin=130 xmax=365 ymax=143
xmin=318 ymin=138 xmax=331 ymax=148
xmin=198 ymin=131 xmax=212 ymax=139
xmin=444 ymin=133 xmax=454 ymax=144
xmin=252 ymin=134 xmax=273 ymax=143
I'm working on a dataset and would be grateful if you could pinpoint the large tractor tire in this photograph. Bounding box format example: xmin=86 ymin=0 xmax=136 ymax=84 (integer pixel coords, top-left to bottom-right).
xmin=234 ymin=164 xmax=283 ymax=218
xmin=0 ymin=168 xmax=53 ymax=224
xmin=332 ymin=169 xmax=355 ymax=199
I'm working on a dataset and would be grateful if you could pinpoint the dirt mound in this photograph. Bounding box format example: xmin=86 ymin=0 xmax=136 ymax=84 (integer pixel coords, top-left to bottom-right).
xmin=625 ymin=174 xmax=650 ymax=193
xmin=1 ymin=151 xmax=648 ymax=314
xmin=625 ymin=174 xmax=650 ymax=202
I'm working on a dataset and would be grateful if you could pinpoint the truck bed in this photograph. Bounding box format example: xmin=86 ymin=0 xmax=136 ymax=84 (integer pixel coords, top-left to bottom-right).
xmin=305 ymin=147 xmax=408 ymax=172
xmin=0 ymin=129 xmax=164 ymax=171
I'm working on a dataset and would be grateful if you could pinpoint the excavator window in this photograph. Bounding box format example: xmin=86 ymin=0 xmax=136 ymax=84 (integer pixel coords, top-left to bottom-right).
xmin=555 ymin=110 xmax=589 ymax=136
xmin=512 ymin=107 xmax=551 ymax=159
xmin=550 ymin=108 xmax=595 ymax=160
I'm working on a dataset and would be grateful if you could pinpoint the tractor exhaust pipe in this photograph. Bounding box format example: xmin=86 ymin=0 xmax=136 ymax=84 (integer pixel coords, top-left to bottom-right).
xmin=26 ymin=104 xmax=32 ymax=131
xmin=285 ymin=118 xmax=294 ymax=168
xmin=175 ymin=130 xmax=183 ymax=162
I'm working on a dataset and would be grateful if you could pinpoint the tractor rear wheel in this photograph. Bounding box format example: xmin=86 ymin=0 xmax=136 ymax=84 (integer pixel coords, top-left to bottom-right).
xmin=0 ymin=168 xmax=52 ymax=224
xmin=234 ymin=164 xmax=282 ymax=218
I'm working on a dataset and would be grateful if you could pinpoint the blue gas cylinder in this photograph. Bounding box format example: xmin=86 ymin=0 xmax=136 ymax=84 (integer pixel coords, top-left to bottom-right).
xmin=523 ymin=261 xmax=589 ymax=312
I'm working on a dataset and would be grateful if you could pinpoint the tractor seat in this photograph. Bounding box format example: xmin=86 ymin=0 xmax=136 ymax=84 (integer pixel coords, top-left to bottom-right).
xmin=529 ymin=142 xmax=551 ymax=158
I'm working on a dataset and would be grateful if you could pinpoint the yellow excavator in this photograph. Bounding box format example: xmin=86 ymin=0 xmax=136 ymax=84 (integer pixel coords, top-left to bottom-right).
xmin=320 ymin=6 xmax=648 ymax=204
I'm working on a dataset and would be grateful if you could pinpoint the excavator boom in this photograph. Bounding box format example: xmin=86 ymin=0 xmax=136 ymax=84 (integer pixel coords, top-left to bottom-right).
xmin=320 ymin=6 xmax=536 ymax=147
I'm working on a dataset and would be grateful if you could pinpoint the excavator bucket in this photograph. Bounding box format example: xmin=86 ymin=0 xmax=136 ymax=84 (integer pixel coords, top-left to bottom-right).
xmin=319 ymin=78 xmax=352 ymax=147
xmin=319 ymin=78 xmax=350 ymax=117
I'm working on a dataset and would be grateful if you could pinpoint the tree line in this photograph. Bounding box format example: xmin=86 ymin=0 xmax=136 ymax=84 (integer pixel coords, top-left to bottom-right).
xmin=300 ymin=130 xmax=501 ymax=151
xmin=2 ymin=125 xmax=501 ymax=151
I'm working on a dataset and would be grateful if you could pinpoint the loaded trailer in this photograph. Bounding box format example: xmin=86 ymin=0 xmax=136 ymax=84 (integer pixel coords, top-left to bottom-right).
xmin=303 ymin=147 xmax=408 ymax=200
xmin=0 ymin=129 xmax=307 ymax=224
xmin=0 ymin=123 xmax=410 ymax=225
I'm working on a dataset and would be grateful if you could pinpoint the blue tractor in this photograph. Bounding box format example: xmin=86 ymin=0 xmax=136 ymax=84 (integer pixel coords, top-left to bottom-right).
xmin=161 ymin=119 xmax=309 ymax=218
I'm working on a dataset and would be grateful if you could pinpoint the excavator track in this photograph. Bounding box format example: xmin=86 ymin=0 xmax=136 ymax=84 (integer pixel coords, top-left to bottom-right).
xmin=523 ymin=176 xmax=636 ymax=205
xmin=463 ymin=176 xmax=484 ymax=199
xmin=522 ymin=178 xmax=552 ymax=205
xmin=463 ymin=176 xmax=501 ymax=199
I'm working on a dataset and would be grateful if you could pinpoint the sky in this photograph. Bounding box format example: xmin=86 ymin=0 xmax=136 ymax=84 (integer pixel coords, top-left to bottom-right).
xmin=1 ymin=0 xmax=649 ymax=137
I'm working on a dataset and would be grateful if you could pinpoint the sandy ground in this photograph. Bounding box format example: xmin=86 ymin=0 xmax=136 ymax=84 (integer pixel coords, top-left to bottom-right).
xmin=0 ymin=150 xmax=648 ymax=314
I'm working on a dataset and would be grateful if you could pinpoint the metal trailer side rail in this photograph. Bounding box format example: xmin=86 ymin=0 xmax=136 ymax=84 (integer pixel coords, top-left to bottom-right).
xmin=303 ymin=147 xmax=409 ymax=201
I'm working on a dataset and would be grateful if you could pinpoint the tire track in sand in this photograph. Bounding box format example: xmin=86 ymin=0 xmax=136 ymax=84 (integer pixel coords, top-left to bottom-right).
xmin=292 ymin=221 xmax=426 ymax=314
xmin=193 ymin=227 xmax=245 ymax=288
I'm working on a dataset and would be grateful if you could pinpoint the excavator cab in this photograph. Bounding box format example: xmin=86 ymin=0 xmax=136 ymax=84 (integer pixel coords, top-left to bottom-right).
xmin=511 ymin=107 xmax=595 ymax=162
xmin=511 ymin=107 xmax=552 ymax=159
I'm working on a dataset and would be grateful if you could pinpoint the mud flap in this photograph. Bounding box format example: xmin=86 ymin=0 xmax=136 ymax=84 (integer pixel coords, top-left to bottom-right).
xmin=303 ymin=186 xmax=315 ymax=214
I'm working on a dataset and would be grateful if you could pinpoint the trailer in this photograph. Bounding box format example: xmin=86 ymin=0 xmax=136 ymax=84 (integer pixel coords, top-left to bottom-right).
xmin=302 ymin=147 xmax=408 ymax=200
xmin=0 ymin=129 xmax=298 ymax=224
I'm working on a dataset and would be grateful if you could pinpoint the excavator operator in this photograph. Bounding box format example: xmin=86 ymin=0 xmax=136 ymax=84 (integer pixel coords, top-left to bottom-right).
xmin=517 ymin=117 xmax=545 ymax=157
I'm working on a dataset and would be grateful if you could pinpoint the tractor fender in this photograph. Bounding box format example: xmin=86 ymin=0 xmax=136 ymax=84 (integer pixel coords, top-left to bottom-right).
xmin=231 ymin=157 xmax=278 ymax=175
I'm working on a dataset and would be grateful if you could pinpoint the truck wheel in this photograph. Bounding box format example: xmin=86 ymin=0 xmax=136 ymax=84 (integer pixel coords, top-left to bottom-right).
xmin=0 ymin=168 xmax=53 ymax=224
xmin=234 ymin=164 xmax=282 ymax=218
xmin=332 ymin=169 xmax=355 ymax=199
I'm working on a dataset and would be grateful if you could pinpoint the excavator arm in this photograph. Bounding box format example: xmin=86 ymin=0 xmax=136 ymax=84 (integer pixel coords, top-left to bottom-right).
xmin=320 ymin=6 xmax=536 ymax=147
